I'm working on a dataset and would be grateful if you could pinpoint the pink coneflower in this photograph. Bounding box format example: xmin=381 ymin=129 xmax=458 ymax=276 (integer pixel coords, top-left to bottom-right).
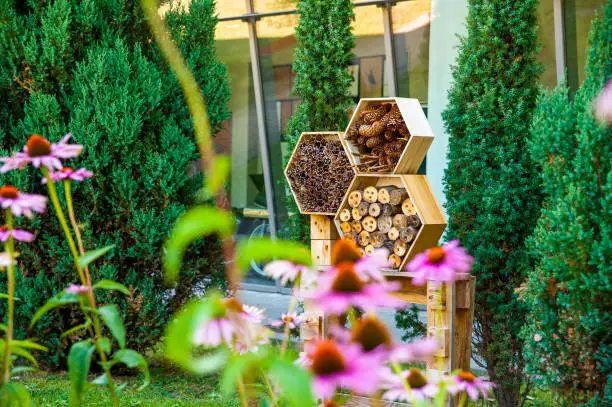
xmin=264 ymin=260 xmax=317 ymax=286
xmin=309 ymin=261 xmax=403 ymax=315
xmin=354 ymin=248 xmax=390 ymax=282
xmin=270 ymin=312 xmax=305 ymax=329
xmin=0 ymin=186 xmax=47 ymax=218
xmin=380 ymin=368 xmax=439 ymax=402
xmin=594 ymin=79 xmax=612 ymax=125
xmin=300 ymin=339 xmax=382 ymax=399
xmin=407 ymin=240 xmax=474 ymax=285
xmin=0 ymin=134 xmax=83 ymax=172
xmin=193 ymin=298 xmax=268 ymax=349
xmin=0 ymin=225 xmax=34 ymax=242
xmin=447 ymin=371 xmax=494 ymax=401
xmin=66 ymin=284 xmax=90 ymax=295
xmin=41 ymin=167 xmax=93 ymax=184
xmin=390 ymin=337 xmax=440 ymax=363
xmin=331 ymin=239 xmax=362 ymax=266
xmin=350 ymin=314 xmax=393 ymax=354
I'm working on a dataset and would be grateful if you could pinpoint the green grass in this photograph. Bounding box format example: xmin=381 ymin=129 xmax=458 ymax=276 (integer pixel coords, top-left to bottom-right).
xmin=20 ymin=368 xmax=239 ymax=407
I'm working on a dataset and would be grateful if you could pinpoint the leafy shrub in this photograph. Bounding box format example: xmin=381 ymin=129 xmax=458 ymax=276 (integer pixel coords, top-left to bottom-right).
xmin=521 ymin=3 xmax=611 ymax=405
xmin=0 ymin=0 xmax=230 ymax=368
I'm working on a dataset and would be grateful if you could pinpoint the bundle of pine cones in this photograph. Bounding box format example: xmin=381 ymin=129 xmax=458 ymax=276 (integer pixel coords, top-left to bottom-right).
xmin=345 ymin=103 xmax=410 ymax=172
xmin=285 ymin=134 xmax=354 ymax=213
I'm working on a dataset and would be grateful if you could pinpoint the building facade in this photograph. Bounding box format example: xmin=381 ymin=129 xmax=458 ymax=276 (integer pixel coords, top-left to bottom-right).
xmin=211 ymin=0 xmax=605 ymax=289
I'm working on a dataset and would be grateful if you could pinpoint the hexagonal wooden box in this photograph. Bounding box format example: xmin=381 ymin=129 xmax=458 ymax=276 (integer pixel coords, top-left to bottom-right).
xmin=342 ymin=97 xmax=433 ymax=174
xmin=284 ymin=132 xmax=356 ymax=215
xmin=333 ymin=174 xmax=446 ymax=270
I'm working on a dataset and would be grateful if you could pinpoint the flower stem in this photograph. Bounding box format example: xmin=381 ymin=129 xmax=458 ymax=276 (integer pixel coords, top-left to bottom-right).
xmin=42 ymin=168 xmax=119 ymax=406
xmin=391 ymin=361 xmax=418 ymax=406
xmin=1 ymin=210 xmax=15 ymax=384
xmin=280 ymin=275 xmax=300 ymax=355
xmin=260 ymin=368 xmax=277 ymax=407
xmin=63 ymin=181 xmax=92 ymax=289
xmin=457 ymin=392 xmax=468 ymax=407
xmin=237 ymin=375 xmax=249 ymax=407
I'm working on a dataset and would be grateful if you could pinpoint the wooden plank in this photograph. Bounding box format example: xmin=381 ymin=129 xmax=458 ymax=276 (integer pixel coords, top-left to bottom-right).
xmin=311 ymin=239 xmax=333 ymax=266
xmin=310 ymin=215 xmax=339 ymax=240
xmin=386 ymin=274 xmax=427 ymax=304
xmin=426 ymin=282 xmax=452 ymax=372
xmin=455 ymin=276 xmax=476 ymax=371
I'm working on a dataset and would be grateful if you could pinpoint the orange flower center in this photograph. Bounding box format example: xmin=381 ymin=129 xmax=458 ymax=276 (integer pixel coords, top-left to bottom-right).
xmin=282 ymin=315 xmax=294 ymax=323
xmin=407 ymin=369 xmax=427 ymax=389
xmin=26 ymin=134 xmax=51 ymax=157
xmin=427 ymin=247 xmax=446 ymax=264
xmin=0 ymin=186 xmax=19 ymax=199
xmin=331 ymin=239 xmax=362 ymax=266
xmin=311 ymin=340 xmax=345 ymax=376
xmin=0 ymin=225 xmax=7 ymax=232
xmin=223 ymin=298 xmax=244 ymax=313
xmin=351 ymin=315 xmax=392 ymax=352
xmin=458 ymin=371 xmax=476 ymax=382
xmin=60 ymin=166 xmax=74 ymax=173
xmin=323 ymin=401 xmax=339 ymax=407
xmin=331 ymin=262 xmax=364 ymax=293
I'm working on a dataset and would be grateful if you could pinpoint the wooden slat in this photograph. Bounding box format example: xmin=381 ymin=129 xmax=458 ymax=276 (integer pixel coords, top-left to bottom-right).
xmin=455 ymin=276 xmax=476 ymax=371
xmin=310 ymin=215 xmax=339 ymax=240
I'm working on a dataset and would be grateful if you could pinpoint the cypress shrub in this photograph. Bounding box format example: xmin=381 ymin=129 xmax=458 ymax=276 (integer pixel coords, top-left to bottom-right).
xmin=0 ymin=0 xmax=230 ymax=368
xmin=521 ymin=3 xmax=611 ymax=404
xmin=441 ymin=1 xmax=543 ymax=405
xmin=282 ymin=0 xmax=355 ymax=242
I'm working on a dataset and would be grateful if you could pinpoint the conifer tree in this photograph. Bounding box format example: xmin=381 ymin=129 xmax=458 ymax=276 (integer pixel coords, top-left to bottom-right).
xmin=282 ymin=0 xmax=355 ymax=242
xmin=442 ymin=1 xmax=543 ymax=405
xmin=522 ymin=3 xmax=611 ymax=404
xmin=0 ymin=0 xmax=230 ymax=367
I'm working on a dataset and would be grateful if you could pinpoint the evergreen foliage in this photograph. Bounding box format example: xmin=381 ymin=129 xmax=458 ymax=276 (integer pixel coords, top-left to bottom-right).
xmin=282 ymin=0 xmax=355 ymax=242
xmin=441 ymin=1 xmax=543 ymax=405
xmin=521 ymin=3 xmax=611 ymax=404
xmin=0 ymin=0 xmax=230 ymax=368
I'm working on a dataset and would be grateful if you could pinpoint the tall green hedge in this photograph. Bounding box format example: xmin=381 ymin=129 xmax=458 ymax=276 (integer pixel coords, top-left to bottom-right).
xmin=442 ymin=1 xmax=543 ymax=405
xmin=522 ymin=3 xmax=611 ymax=404
xmin=0 ymin=0 xmax=230 ymax=368
xmin=282 ymin=0 xmax=355 ymax=242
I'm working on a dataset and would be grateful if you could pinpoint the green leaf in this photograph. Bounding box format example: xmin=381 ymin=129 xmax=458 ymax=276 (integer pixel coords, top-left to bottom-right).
xmin=68 ymin=341 xmax=95 ymax=407
xmin=269 ymin=358 xmax=314 ymax=407
xmin=221 ymin=350 xmax=270 ymax=396
xmin=61 ymin=321 xmax=92 ymax=338
xmin=0 ymin=383 xmax=31 ymax=406
xmin=236 ymin=238 xmax=312 ymax=272
xmin=9 ymin=346 xmax=38 ymax=367
xmin=11 ymin=366 xmax=37 ymax=375
xmin=0 ymin=293 xmax=19 ymax=301
xmin=165 ymin=295 xmax=227 ymax=375
xmin=11 ymin=339 xmax=48 ymax=352
xmin=30 ymin=292 xmax=79 ymax=327
xmin=111 ymin=349 xmax=150 ymax=389
xmin=93 ymin=280 xmax=130 ymax=295
xmin=163 ymin=206 xmax=235 ymax=285
xmin=78 ymin=245 xmax=114 ymax=268
xmin=98 ymin=337 xmax=111 ymax=355
xmin=204 ymin=155 xmax=231 ymax=198
xmin=91 ymin=374 xmax=108 ymax=386
xmin=98 ymin=304 xmax=125 ymax=349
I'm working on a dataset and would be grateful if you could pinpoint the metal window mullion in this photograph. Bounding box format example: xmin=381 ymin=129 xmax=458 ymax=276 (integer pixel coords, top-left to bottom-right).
xmin=553 ymin=0 xmax=567 ymax=85
xmin=381 ymin=3 xmax=398 ymax=97
xmin=244 ymin=0 xmax=278 ymax=240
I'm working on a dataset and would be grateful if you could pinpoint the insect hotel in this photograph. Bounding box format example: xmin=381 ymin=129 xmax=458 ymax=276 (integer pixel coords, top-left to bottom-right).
xmin=284 ymin=98 xmax=476 ymax=376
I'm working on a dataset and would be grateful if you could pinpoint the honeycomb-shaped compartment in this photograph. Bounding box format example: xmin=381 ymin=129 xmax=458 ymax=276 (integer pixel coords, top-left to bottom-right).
xmin=284 ymin=132 xmax=355 ymax=215
xmin=342 ymin=98 xmax=433 ymax=174
xmin=334 ymin=174 xmax=446 ymax=270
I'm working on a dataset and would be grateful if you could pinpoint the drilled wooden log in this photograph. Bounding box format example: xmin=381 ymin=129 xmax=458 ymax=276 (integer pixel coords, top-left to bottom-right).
xmin=343 ymin=232 xmax=357 ymax=243
xmin=389 ymin=189 xmax=407 ymax=206
xmin=381 ymin=203 xmax=398 ymax=217
xmin=402 ymin=198 xmax=416 ymax=216
xmin=363 ymin=186 xmax=378 ymax=203
xmin=400 ymin=226 xmax=417 ymax=243
xmin=351 ymin=220 xmax=363 ymax=234
xmin=358 ymin=230 xmax=371 ymax=247
xmin=409 ymin=214 xmax=422 ymax=228
xmin=352 ymin=207 xmax=363 ymax=221
xmin=340 ymin=221 xmax=352 ymax=234
xmin=362 ymin=216 xmax=378 ymax=233
xmin=394 ymin=240 xmax=408 ymax=257
xmin=357 ymin=202 xmax=369 ymax=217
xmin=339 ymin=208 xmax=351 ymax=222
xmin=348 ymin=190 xmax=363 ymax=208
xmin=368 ymin=203 xmax=381 ymax=217
xmin=377 ymin=187 xmax=391 ymax=204
xmin=377 ymin=216 xmax=392 ymax=233
xmin=388 ymin=253 xmax=402 ymax=268
xmin=387 ymin=226 xmax=400 ymax=241
xmin=393 ymin=214 xmax=409 ymax=228
xmin=370 ymin=231 xmax=386 ymax=248
xmin=364 ymin=244 xmax=375 ymax=256
xmin=358 ymin=247 xmax=365 ymax=256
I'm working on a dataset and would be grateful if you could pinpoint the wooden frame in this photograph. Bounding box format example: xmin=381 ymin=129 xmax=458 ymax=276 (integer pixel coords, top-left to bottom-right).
xmin=341 ymin=98 xmax=434 ymax=174
xmin=333 ymin=174 xmax=446 ymax=270
xmin=284 ymin=132 xmax=356 ymax=216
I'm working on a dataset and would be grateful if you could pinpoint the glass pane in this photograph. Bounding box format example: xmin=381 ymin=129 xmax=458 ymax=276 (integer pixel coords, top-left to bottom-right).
xmin=353 ymin=5 xmax=389 ymax=98
xmin=253 ymin=0 xmax=295 ymax=13
xmin=537 ymin=0 xmax=557 ymax=89
xmin=392 ymin=0 xmax=431 ymax=103
xmin=564 ymin=0 xmax=606 ymax=91
xmin=216 ymin=21 xmax=275 ymax=286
